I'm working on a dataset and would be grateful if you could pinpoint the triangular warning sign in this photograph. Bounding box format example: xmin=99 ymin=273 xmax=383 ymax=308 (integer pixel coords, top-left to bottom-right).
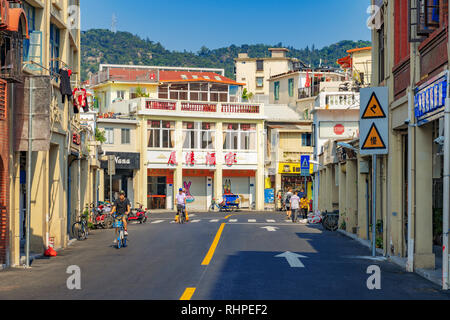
xmin=362 ymin=123 xmax=386 ymax=150
xmin=302 ymin=158 xmax=309 ymax=168
xmin=362 ymin=93 xmax=386 ymax=119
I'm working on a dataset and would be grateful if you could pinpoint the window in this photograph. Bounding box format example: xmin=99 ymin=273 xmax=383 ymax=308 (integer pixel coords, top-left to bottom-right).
xmin=182 ymin=122 xmax=216 ymax=150
xmin=302 ymin=133 xmax=312 ymax=147
xmin=158 ymin=85 xmax=169 ymax=99
xmin=148 ymin=121 xmax=175 ymax=148
xmin=256 ymin=60 xmax=264 ymax=71
xmin=117 ymin=91 xmax=125 ymax=100
xmin=274 ymin=82 xmax=280 ymax=101
xmin=256 ymin=77 xmax=264 ymax=88
xmin=121 ymin=129 xmax=131 ymax=144
xmin=377 ymin=24 xmax=385 ymax=83
xmin=223 ymin=123 xmax=256 ymax=151
xmin=50 ymin=24 xmax=60 ymax=75
xmin=104 ymin=128 xmax=114 ymax=144
xmin=288 ymin=78 xmax=294 ymax=97
xmin=22 ymin=3 xmax=35 ymax=59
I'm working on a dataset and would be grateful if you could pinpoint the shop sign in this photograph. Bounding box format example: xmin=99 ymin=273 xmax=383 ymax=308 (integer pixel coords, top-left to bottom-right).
xmin=101 ymin=152 xmax=140 ymax=170
xmin=279 ymin=163 xmax=301 ymax=174
xmin=414 ymin=72 xmax=447 ymax=126
xmin=168 ymin=151 xmax=178 ymax=165
xmin=225 ymin=152 xmax=237 ymax=166
xmin=206 ymin=152 xmax=216 ymax=166
xmin=185 ymin=151 xmax=196 ymax=165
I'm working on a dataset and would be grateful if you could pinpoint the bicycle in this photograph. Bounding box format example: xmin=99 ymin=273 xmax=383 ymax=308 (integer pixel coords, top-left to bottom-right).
xmin=113 ymin=215 xmax=128 ymax=249
xmin=177 ymin=205 xmax=186 ymax=224
xmin=72 ymin=213 xmax=89 ymax=241
xmin=322 ymin=210 xmax=339 ymax=231
xmin=208 ymin=198 xmax=224 ymax=212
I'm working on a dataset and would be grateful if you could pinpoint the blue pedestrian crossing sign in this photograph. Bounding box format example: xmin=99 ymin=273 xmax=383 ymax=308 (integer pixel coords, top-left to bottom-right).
xmin=301 ymin=155 xmax=310 ymax=177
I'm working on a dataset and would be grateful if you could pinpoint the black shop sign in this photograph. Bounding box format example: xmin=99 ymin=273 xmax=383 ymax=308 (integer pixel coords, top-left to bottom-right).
xmin=101 ymin=152 xmax=140 ymax=170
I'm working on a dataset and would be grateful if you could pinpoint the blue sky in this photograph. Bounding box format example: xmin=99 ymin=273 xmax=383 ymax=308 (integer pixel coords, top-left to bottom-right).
xmin=81 ymin=0 xmax=371 ymax=52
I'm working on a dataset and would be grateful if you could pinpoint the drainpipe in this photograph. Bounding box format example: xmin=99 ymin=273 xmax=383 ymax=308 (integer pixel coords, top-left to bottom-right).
xmin=443 ymin=69 xmax=449 ymax=290
xmin=25 ymin=78 xmax=33 ymax=268
xmin=406 ymin=88 xmax=414 ymax=273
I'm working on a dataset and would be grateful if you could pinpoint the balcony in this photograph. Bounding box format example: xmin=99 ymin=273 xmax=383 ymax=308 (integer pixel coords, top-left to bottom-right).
xmin=133 ymin=98 xmax=264 ymax=119
xmin=89 ymin=67 xmax=159 ymax=86
xmin=314 ymin=92 xmax=360 ymax=110
xmin=0 ymin=31 xmax=24 ymax=83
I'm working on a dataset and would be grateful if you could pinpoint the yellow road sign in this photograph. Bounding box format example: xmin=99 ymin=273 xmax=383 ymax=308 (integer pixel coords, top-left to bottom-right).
xmin=362 ymin=123 xmax=386 ymax=150
xmin=362 ymin=92 xmax=386 ymax=119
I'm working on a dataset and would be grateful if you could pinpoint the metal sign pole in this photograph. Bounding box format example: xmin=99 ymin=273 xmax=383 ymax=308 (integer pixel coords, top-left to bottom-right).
xmin=372 ymin=154 xmax=377 ymax=257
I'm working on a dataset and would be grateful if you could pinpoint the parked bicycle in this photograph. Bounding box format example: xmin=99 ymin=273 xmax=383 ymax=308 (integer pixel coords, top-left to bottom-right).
xmin=72 ymin=212 xmax=89 ymax=241
xmin=208 ymin=198 xmax=224 ymax=212
xmin=321 ymin=210 xmax=339 ymax=231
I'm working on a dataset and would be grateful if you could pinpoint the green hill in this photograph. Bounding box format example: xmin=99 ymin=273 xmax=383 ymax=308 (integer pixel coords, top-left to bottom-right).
xmin=81 ymin=29 xmax=371 ymax=81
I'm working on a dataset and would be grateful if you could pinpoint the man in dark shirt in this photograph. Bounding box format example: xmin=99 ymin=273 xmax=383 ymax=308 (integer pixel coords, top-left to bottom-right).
xmin=111 ymin=190 xmax=131 ymax=243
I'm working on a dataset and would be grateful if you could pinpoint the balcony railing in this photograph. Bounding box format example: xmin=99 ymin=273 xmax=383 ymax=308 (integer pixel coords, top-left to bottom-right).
xmin=138 ymin=98 xmax=263 ymax=117
xmin=146 ymin=100 xmax=177 ymax=111
xmin=89 ymin=67 xmax=159 ymax=86
xmin=315 ymin=92 xmax=360 ymax=110
xmin=181 ymin=102 xmax=217 ymax=112
xmin=0 ymin=32 xmax=23 ymax=83
xmin=222 ymin=104 xmax=260 ymax=114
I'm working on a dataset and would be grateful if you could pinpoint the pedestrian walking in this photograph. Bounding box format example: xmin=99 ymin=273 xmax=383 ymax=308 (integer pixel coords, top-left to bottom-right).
xmin=300 ymin=196 xmax=310 ymax=220
xmin=284 ymin=188 xmax=293 ymax=219
xmin=290 ymin=191 xmax=301 ymax=223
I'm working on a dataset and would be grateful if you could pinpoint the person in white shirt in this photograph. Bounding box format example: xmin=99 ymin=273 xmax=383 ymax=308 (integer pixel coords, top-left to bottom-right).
xmin=290 ymin=192 xmax=301 ymax=223
xmin=175 ymin=188 xmax=187 ymax=221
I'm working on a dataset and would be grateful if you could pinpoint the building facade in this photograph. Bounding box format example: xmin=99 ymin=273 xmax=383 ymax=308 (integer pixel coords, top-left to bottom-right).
xmin=5 ymin=0 xmax=90 ymax=268
xmin=89 ymin=65 xmax=266 ymax=212
xmin=235 ymin=48 xmax=303 ymax=104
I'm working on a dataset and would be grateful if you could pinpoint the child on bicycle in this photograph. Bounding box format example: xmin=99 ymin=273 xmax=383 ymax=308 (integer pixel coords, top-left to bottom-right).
xmin=111 ymin=190 xmax=131 ymax=244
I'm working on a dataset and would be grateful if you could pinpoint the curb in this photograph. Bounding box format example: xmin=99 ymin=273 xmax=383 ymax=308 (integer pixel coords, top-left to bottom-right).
xmin=337 ymin=229 xmax=443 ymax=287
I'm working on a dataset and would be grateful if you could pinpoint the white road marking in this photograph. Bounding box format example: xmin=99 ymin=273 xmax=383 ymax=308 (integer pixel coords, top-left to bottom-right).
xmin=261 ymin=226 xmax=279 ymax=232
xmin=190 ymin=220 xmax=201 ymax=223
xmin=248 ymin=219 xmax=256 ymax=223
xmin=266 ymin=219 xmax=276 ymax=223
xmin=229 ymin=219 xmax=238 ymax=223
xmin=275 ymin=252 xmax=308 ymax=268
xmin=210 ymin=219 xmax=219 ymax=223
xmin=151 ymin=220 xmax=165 ymax=224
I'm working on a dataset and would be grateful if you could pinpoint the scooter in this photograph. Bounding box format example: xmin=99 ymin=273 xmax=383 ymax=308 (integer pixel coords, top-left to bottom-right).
xmin=93 ymin=204 xmax=114 ymax=229
xmin=128 ymin=202 xmax=149 ymax=224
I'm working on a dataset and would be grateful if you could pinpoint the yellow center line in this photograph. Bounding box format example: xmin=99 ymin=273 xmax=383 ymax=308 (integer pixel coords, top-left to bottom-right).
xmin=180 ymin=287 xmax=196 ymax=300
xmin=201 ymin=223 xmax=226 ymax=266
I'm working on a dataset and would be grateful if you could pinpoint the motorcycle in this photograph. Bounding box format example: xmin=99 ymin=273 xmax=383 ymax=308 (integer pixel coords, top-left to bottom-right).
xmin=128 ymin=202 xmax=149 ymax=224
xmin=92 ymin=204 xmax=114 ymax=229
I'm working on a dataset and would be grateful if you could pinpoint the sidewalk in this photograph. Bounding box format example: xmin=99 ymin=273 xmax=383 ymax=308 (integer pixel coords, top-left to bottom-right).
xmin=337 ymin=229 xmax=443 ymax=288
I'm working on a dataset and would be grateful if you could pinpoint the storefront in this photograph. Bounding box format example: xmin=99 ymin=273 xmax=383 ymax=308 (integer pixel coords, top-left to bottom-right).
xmin=101 ymin=152 xmax=140 ymax=205
xmin=279 ymin=163 xmax=312 ymax=199
xmin=147 ymin=169 xmax=174 ymax=210
xmin=414 ymin=72 xmax=448 ymax=247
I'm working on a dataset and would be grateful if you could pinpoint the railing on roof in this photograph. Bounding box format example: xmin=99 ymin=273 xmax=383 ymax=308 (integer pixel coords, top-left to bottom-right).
xmin=89 ymin=67 xmax=160 ymax=86
xmin=315 ymin=91 xmax=360 ymax=110
xmin=140 ymin=98 xmax=263 ymax=116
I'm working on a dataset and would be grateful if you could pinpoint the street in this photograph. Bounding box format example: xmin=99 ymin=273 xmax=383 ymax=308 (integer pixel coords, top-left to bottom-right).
xmin=0 ymin=212 xmax=448 ymax=300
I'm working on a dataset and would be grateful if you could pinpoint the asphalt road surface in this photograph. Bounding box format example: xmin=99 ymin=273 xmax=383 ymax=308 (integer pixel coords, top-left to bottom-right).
xmin=0 ymin=212 xmax=449 ymax=300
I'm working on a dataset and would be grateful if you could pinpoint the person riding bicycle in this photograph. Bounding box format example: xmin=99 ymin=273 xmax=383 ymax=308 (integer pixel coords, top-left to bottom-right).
xmin=176 ymin=188 xmax=187 ymax=222
xmin=111 ymin=190 xmax=131 ymax=244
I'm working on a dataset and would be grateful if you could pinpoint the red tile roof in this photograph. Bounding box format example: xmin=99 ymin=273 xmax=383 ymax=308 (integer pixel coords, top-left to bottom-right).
xmin=159 ymin=71 xmax=244 ymax=86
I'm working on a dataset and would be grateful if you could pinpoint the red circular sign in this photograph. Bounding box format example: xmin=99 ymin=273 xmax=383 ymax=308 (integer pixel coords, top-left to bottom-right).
xmin=334 ymin=124 xmax=345 ymax=135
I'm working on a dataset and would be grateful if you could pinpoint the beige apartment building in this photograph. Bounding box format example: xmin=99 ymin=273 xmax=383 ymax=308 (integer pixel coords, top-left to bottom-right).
xmin=6 ymin=0 xmax=93 ymax=267
xmin=316 ymin=0 xmax=449 ymax=288
xmin=235 ymin=48 xmax=302 ymax=104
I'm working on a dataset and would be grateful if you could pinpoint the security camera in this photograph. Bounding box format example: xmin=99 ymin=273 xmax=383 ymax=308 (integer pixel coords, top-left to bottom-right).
xmin=434 ymin=136 xmax=445 ymax=146
xmin=404 ymin=119 xmax=410 ymax=125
